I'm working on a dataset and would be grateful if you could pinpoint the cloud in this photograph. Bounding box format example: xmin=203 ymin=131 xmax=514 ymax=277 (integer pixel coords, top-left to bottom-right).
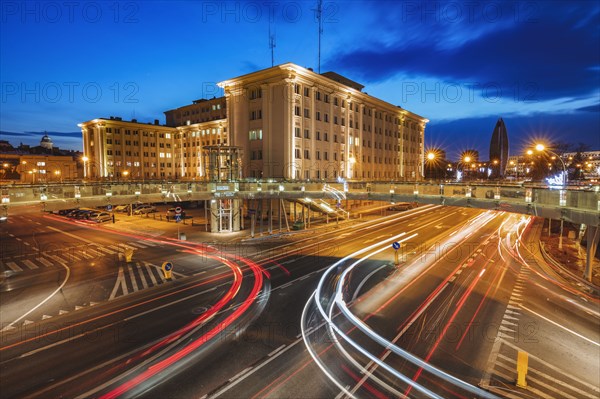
xmin=326 ymin=1 xmax=600 ymax=101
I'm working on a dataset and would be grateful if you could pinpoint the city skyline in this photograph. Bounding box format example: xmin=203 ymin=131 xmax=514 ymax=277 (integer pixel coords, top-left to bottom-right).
xmin=1 ymin=1 xmax=599 ymax=158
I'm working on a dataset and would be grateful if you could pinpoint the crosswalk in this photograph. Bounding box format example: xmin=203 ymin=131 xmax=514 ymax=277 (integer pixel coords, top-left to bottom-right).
xmin=0 ymin=240 xmax=160 ymax=273
xmin=109 ymin=261 xmax=184 ymax=300
xmin=481 ymin=267 xmax=600 ymax=399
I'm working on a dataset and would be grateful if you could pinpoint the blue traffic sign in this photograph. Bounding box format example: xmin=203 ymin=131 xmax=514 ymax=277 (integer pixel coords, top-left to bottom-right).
xmin=175 ymin=214 xmax=182 ymax=223
xmin=392 ymin=242 xmax=400 ymax=250
xmin=107 ymin=205 xmax=112 ymax=211
xmin=163 ymin=262 xmax=173 ymax=271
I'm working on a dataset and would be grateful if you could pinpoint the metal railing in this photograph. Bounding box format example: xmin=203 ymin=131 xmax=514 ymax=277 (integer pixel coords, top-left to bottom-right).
xmin=1 ymin=180 xmax=598 ymax=224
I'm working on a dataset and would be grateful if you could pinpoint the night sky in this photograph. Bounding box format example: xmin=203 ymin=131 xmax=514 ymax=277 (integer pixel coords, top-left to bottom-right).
xmin=1 ymin=0 xmax=598 ymax=159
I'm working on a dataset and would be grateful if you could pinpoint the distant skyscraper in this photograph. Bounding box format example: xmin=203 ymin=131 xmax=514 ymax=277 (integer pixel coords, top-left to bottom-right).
xmin=489 ymin=118 xmax=509 ymax=178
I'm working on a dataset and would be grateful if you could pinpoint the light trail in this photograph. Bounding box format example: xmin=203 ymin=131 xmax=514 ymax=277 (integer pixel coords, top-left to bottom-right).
xmin=302 ymin=210 xmax=501 ymax=399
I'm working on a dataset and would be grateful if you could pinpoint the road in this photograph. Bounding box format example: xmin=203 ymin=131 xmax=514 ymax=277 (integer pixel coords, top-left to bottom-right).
xmin=1 ymin=205 xmax=598 ymax=398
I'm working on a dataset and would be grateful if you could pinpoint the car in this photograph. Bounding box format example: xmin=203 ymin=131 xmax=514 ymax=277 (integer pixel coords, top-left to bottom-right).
xmin=72 ymin=209 xmax=96 ymax=219
xmin=166 ymin=208 xmax=186 ymax=220
xmin=133 ymin=205 xmax=157 ymax=215
xmin=90 ymin=211 xmax=112 ymax=223
xmin=114 ymin=204 xmax=130 ymax=213
xmin=58 ymin=208 xmax=77 ymax=216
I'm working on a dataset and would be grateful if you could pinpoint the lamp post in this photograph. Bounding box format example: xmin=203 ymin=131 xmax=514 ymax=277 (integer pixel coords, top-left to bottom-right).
xmin=463 ymin=155 xmax=471 ymax=181
xmin=535 ymin=144 xmax=567 ymax=187
xmin=535 ymin=143 xmax=568 ymax=250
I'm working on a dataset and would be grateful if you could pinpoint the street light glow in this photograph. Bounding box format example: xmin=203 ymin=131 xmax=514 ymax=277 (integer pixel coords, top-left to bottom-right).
xmin=426 ymin=152 xmax=435 ymax=161
xmin=464 ymin=156 xmax=471 ymax=163
xmin=535 ymin=143 xmax=545 ymax=151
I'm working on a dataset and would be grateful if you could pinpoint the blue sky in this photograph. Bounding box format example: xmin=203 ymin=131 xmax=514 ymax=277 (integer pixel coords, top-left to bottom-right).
xmin=1 ymin=0 xmax=598 ymax=159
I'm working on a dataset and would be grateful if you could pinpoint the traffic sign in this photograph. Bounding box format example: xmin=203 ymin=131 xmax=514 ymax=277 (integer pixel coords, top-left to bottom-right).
xmin=161 ymin=261 xmax=173 ymax=279
xmin=392 ymin=242 xmax=400 ymax=250
xmin=175 ymin=214 xmax=182 ymax=223
xmin=107 ymin=204 xmax=112 ymax=211
xmin=175 ymin=206 xmax=182 ymax=214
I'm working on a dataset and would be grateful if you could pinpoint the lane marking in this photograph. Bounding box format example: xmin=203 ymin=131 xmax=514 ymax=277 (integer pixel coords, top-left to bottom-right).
xmin=521 ymin=305 xmax=599 ymax=347
xmin=1 ymin=260 xmax=70 ymax=332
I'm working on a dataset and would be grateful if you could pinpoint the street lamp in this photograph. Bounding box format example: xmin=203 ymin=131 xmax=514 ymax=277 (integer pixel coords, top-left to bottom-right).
xmin=534 ymin=144 xmax=567 ymax=187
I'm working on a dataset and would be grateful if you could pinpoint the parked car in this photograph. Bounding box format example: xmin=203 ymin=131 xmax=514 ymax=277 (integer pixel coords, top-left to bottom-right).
xmin=58 ymin=208 xmax=77 ymax=216
xmin=114 ymin=204 xmax=130 ymax=213
xmin=72 ymin=209 xmax=96 ymax=219
xmin=90 ymin=211 xmax=112 ymax=223
xmin=133 ymin=205 xmax=157 ymax=215
xmin=166 ymin=208 xmax=186 ymax=219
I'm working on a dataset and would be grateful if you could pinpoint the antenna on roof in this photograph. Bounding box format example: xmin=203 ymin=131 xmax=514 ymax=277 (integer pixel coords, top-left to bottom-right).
xmin=268 ymin=7 xmax=276 ymax=67
xmin=316 ymin=0 xmax=323 ymax=73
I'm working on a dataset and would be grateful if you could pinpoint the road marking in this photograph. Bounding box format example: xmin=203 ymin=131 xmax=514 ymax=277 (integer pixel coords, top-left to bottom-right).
xmin=0 ymin=260 xmax=70 ymax=332
xmin=37 ymin=257 xmax=53 ymax=267
xmin=22 ymin=259 xmax=39 ymax=270
xmin=5 ymin=262 xmax=23 ymax=272
xmin=522 ymin=305 xmax=599 ymax=347
xmin=59 ymin=310 xmax=69 ymax=315
xmin=127 ymin=265 xmax=139 ymax=292
xmin=267 ymin=344 xmax=286 ymax=357
xmin=109 ymin=267 xmax=128 ymax=300
xmin=229 ymin=367 xmax=253 ymax=382
xmin=46 ymin=226 xmax=94 ymax=243
xmin=145 ymin=263 xmax=158 ymax=286
xmin=136 ymin=264 xmax=149 ymax=289
xmin=126 ymin=241 xmax=148 ymax=248
xmin=95 ymin=246 xmax=116 ymax=255
xmin=23 ymin=242 xmax=30 ymax=246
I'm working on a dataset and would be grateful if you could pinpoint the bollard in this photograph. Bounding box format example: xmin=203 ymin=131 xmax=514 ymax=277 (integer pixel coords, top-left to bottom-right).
xmin=124 ymin=247 xmax=135 ymax=263
xmin=516 ymin=351 xmax=528 ymax=388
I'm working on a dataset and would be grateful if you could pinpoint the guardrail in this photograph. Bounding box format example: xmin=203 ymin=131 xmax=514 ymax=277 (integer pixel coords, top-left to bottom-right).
xmin=1 ymin=180 xmax=598 ymax=225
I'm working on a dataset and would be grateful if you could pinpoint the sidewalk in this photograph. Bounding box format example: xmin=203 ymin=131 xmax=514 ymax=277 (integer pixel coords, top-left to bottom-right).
xmin=539 ymin=223 xmax=600 ymax=288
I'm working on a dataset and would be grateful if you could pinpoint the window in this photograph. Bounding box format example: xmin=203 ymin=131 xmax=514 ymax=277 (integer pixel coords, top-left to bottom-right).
xmin=159 ymin=152 xmax=165 ymax=158
xmin=316 ymin=131 xmax=321 ymax=141
xmin=304 ymin=108 xmax=310 ymax=118
xmin=324 ymin=132 xmax=329 ymax=142
xmin=324 ymin=94 xmax=329 ymax=103
xmin=304 ymin=87 xmax=310 ymax=97
xmin=334 ymin=116 xmax=338 ymax=125
xmin=316 ymin=111 xmax=321 ymax=121
xmin=249 ymin=129 xmax=263 ymax=140
xmin=249 ymin=88 xmax=262 ymax=100
xmin=315 ymin=91 xmax=321 ymax=101
xmin=334 ymin=97 xmax=338 ymax=106
xmin=324 ymin=113 xmax=329 ymax=122
xmin=295 ymin=106 xmax=301 ymax=116
xmin=304 ymin=129 xmax=310 ymax=139
xmin=316 ymin=151 xmax=321 ymax=160
xmin=295 ymin=148 xmax=301 ymax=158
xmin=165 ymin=133 xmax=171 ymax=139
xmin=324 ymin=152 xmax=328 ymax=160
xmin=304 ymin=149 xmax=310 ymax=159
xmin=294 ymin=84 xmax=300 ymax=94
xmin=295 ymin=127 xmax=301 ymax=138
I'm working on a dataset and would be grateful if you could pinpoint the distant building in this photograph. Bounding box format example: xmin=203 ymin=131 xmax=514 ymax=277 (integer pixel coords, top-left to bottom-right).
xmin=0 ymin=133 xmax=82 ymax=183
xmin=40 ymin=133 xmax=53 ymax=150
xmin=489 ymin=118 xmax=509 ymax=178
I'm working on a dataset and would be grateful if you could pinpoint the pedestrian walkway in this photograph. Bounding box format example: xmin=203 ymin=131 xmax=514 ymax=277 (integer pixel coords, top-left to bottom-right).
xmin=0 ymin=239 xmax=161 ymax=274
xmin=108 ymin=261 xmax=183 ymax=300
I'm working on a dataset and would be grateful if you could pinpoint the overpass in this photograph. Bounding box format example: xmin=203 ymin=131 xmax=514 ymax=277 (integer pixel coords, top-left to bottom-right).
xmin=3 ymin=180 xmax=598 ymax=280
xmin=2 ymin=180 xmax=598 ymax=225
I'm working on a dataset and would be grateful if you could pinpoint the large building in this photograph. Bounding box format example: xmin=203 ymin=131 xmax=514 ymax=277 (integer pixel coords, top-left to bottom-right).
xmin=79 ymin=63 xmax=428 ymax=181
xmin=489 ymin=117 xmax=509 ymax=178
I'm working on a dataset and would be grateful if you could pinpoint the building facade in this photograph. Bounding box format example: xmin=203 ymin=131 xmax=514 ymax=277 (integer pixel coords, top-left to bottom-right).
xmin=489 ymin=117 xmax=509 ymax=178
xmin=80 ymin=63 xmax=428 ymax=181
